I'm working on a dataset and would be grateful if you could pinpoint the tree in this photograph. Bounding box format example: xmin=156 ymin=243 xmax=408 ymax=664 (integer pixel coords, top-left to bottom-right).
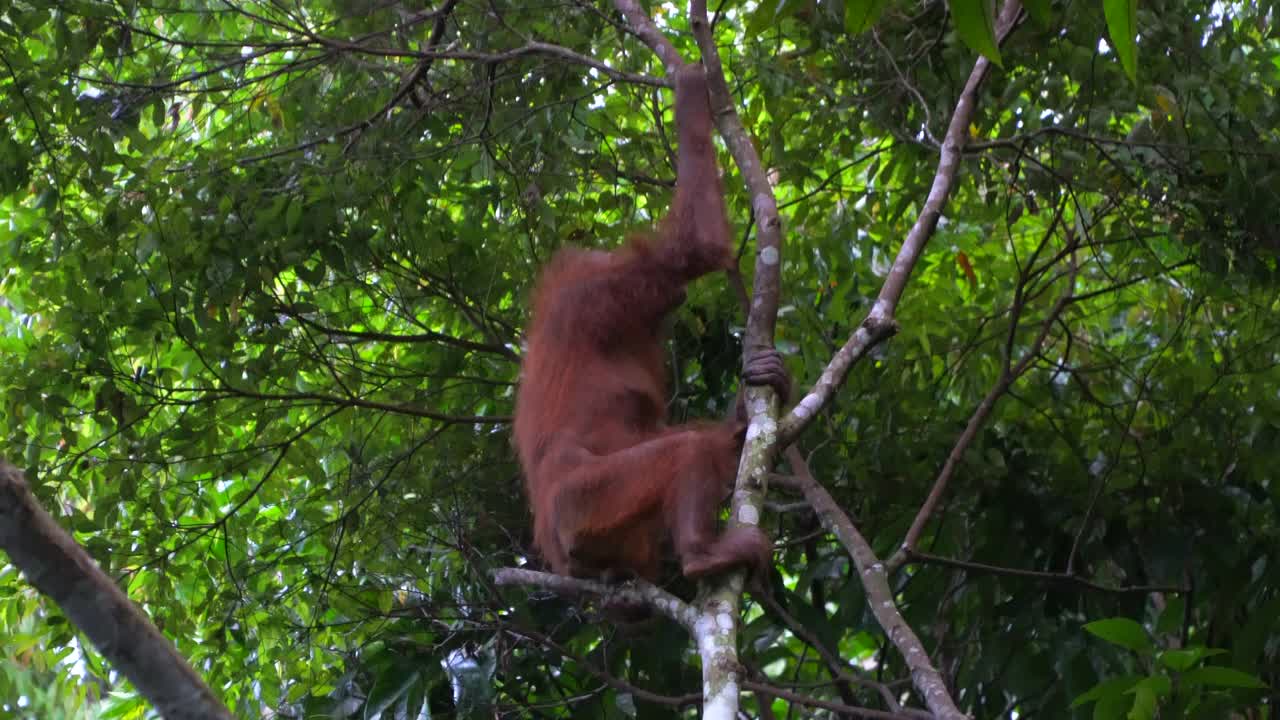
xmin=0 ymin=0 xmax=1277 ymax=717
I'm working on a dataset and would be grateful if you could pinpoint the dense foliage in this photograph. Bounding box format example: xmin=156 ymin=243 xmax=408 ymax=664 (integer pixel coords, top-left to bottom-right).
xmin=1 ymin=0 xmax=1278 ymax=717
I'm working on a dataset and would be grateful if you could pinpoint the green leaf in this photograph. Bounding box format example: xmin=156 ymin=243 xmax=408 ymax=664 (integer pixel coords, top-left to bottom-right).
xmin=1104 ymin=0 xmax=1138 ymax=83
xmin=1084 ymin=618 xmax=1154 ymax=654
xmin=1094 ymin=690 xmax=1132 ymax=720
xmin=1120 ymin=676 xmax=1170 ymax=720
xmin=747 ymin=0 xmax=782 ymax=35
xmin=364 ymin=667 xmax=421 ymax=719
xmin=1022 ymin=0 xmax=1054 ymax=27
xmin=1127 ymin=682 xmax=1157 ymax=720
xmin=1158 ymin=646 xmax=1224 ymax=672
xmin=286 ymin=199 xmax=304 ymax=233
xmin=948 ymin=0 xmax=1002 ymax=66
xmin=1072 ymin=675 xmax=1141 ymax=708
xmin=1181 ymin=666 xmax=1268 ymax=689
xmin=846 ymin=0 xmax=892 ymax=33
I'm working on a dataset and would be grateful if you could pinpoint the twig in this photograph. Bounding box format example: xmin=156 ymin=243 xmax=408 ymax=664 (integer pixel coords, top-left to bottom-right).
xmin=501 ymin=624 xmax=702 ymax=708
xmin=277 ymin=304 xmax=517 ymax=359
xmin=612 ymin=0 xmax=685 ymax=75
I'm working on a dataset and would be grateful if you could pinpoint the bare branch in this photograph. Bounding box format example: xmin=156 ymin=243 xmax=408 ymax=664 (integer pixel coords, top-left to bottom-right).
xmin=757 ymin=591 xmax=917 ymax=715
xmin=201 ymin=386 xmax=511 ymax=424
xmin=740 ymin=680 xmax=919 ymax=720
xmin=690 ymin=0 xmax=783 ymax=360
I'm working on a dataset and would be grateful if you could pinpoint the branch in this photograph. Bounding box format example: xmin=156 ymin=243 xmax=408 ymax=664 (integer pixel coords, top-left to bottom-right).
xmin=740 ymin=680 xmax=917 ymax=720
xmin=785 ymin=447 xmax=966 ymax=720
xmin=278 ymin=304 xmax=518 ymax=359
xmin=904 ymin=551 xmax=1189 ymax=595
xmin=0 ymin=460 xmax=234 ymax=720
xmin=501 ymin=624 xmax=702 ymax=708
xmin=887 ymin=232 xmax=1077 ymax=572
xmin=206 ymin=386 xmax=510 ymax=424
xmin=393 ymin=0 xmax=463 ymax=109
xmin=236 ymin=40 xmax=662 ymax=164
xmin=690 ymin=0 xmax=783 ymax=359
xmin=491 ymin=568 xmax=696 ymax=628
xmin=612 ymin=0 xmax=685 ymax=75
xmin=686 ymin=2 xmax=793 ymax=717
xmin=779 ymin=0 xmax=1025 ymax=443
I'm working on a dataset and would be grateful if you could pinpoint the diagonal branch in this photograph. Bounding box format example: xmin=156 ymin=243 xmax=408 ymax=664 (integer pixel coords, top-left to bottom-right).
xmin=785 ymin=447 xmax=966 ymax=720
xmin=757 ymin=591 xmax=920 ymax=715
xmin=612 ymin=0 xmax=686 ymax=76
xmin=779 ymin=0 xmax=1025 ymax=444
xmin=739 ymin=680 xmax=920 ymax=720
xmin=0 ymin=461 xmax=235 ymax=720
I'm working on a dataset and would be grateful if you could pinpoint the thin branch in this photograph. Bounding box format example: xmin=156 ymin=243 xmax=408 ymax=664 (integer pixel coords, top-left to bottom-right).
xmin=235 ymin=41 xmax=661 ymax=164
xmin=967 ymin=124 xmax=1280 ymax=158
xmin=207 ymin=386 xmax=510 ymax=424
xmin=887 ymin=234 xmax=1077 ymax=572
xmin=757 ymin=591 xmax=917 ymax=715
xmin=904 ymin=551 xmax=1189 ymax=595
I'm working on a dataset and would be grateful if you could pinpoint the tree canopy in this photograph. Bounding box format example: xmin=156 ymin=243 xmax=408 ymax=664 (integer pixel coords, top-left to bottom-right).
xmin=1 ymin=0 xmax=1278 ymax=718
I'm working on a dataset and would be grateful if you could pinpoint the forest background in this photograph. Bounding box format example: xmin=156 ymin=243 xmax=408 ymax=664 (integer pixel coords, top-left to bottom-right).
xmin=1 ymin=0 xmax=1279 ymax=717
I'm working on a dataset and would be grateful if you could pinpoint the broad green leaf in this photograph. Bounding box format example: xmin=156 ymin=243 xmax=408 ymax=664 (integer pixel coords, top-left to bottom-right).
xmin=364 ymin=668 xmax=421 ymax=719
xmin=1181 ymin=666 xmax=1268 ymax=689
xmin=1127 ymin=682 xmax=1157 ymax=720
xmin=1158 ymin=646 xmax=1224 ymax=672
xmin=1094 ymin=690 xmax=1132 ymax=720
xmin=1104 ymin=0 xmax=1139 ymax=83
xmin=1072 ymin=674 xmax=1141 ymax=708
xmin=1084 ymin=618 xmax=1154 ymax=654
xmin=1123 ymin=676 xmax=1170 ymax=720
xmin=948 ymin=0 xmax=1002 ymax=66
xmin=748 ymin=0 xmax=782 ymax=35
xmin=846 ymin=0 xmax=892 ymax=33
